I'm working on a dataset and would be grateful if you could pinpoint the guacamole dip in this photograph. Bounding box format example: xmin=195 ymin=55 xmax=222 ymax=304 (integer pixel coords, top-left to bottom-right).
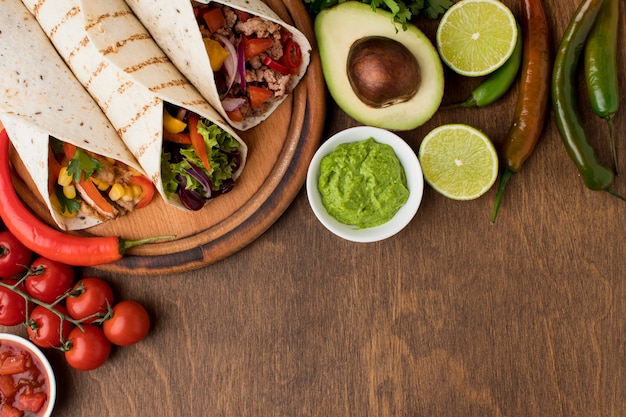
xmin=318 ymin=138 xmax=409 ymax=228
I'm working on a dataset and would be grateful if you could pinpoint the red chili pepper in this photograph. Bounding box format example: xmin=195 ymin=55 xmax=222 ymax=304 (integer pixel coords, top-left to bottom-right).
xmin=263 ymin=56 xmax=290 ymax=75
xmin=0 ymin=129 xmax=170 ymax=267
xmin=283 ymin=40 xmax=302 ymax=68
xmin=491 ymin=0 xmax=552 ymax=222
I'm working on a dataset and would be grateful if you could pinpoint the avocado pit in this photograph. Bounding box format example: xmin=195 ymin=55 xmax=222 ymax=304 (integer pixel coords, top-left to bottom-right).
xmin=347 ymin=36 xmax=421 ymax=108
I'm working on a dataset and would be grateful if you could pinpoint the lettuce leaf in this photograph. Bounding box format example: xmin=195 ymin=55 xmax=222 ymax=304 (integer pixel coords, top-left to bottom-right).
xmin=162 ymin=119 xmax=240 ymax=199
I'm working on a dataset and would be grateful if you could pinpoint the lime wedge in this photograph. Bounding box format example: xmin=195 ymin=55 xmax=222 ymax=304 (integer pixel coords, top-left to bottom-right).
xmin=418 ymin=124 xmax=498 ymax=200
xmin=436 ymin=0 xmax=518 ymax=76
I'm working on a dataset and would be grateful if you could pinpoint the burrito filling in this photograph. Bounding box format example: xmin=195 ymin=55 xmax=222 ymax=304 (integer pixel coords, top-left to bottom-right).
xmin=192 ymin=2 xmax=304 ymax=123
xmin=161 ymin=104 xmax=242 ymax=211
xmin=49 ymin=138 xmax=155 ymax=221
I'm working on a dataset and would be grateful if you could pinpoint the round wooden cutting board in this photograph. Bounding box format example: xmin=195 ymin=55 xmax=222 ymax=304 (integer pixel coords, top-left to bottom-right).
xmin=7 ymin=0 xmax=326 ymax=275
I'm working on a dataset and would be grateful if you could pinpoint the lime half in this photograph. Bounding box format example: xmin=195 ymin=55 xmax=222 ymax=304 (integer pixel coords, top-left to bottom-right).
xmin=418 ymin=124 xmax=498 ymax=200
xmin=436 ymin=0 xmax=518 ymax=76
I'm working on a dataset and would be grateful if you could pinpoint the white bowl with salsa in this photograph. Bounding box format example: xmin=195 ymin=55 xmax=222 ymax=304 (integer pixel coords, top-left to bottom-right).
xmin=306 ymin=126 xmax=423 ymax=242
xmin=0 ymin=333 xmax=56 ymax=417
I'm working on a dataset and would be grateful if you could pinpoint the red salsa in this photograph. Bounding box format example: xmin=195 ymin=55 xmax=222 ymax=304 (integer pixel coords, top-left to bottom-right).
xmin=0 ymin=340 xmax=49 ymax=417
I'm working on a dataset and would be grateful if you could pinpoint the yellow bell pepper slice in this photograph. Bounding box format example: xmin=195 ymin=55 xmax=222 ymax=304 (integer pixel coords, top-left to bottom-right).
xmin=203 ymin=38 xmax=229 ymax=71
xmin=163 ymin=109 xmax=187 ymax=134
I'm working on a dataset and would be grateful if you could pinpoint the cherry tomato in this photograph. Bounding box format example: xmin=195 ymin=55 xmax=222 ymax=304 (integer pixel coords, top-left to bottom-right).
xmin=66 ymin=277 xmax=114 ymax=323
xmin=0 ymin=231 xmax=33 ymax=279
xmin=64 ymin=325 xmax=111 ymax=371
xmin=25 ymin=256 xmax=75 ymax=303
xmin=201 ymin=7 xmax=225 ymax=33
xmin=248 ymin=85 xmax=273 ymax=109
xmin=26 ymin=305 xmax=74 ymax=348
xmin=0 ymin=279 xmax=28 ymax=326
xmin=242 ymin=36 xmax=274 ymax=60
xmin=102 ymin=300 xmax=150 ymax=346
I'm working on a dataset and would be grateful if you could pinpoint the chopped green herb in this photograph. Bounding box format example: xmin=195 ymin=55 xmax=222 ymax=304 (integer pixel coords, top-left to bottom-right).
xmin=304 ymin=0 xmax=453 ymax=29
xmin=66 ymin=149 xmax=102 ymax=182
xmin=55 ymin=185 xmax=81 ymax=214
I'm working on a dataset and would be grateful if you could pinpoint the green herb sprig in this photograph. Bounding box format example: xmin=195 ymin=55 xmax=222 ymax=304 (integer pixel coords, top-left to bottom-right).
xmin=303 ymin=0 xmax=453 ymax=29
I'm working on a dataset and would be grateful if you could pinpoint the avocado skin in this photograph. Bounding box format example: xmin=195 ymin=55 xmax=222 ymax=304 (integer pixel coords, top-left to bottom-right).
xmin=315 ymin=2 xmax=444 ymax=131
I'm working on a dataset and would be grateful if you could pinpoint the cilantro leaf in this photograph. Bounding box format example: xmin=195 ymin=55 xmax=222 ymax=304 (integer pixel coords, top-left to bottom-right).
xmin=423 ymin=0 xmax=453 ymax=19
xmin=66 ymin=149 xmax=102 ymax=182
xmin=303 ymin=0 xmax=452 ymax=29
xmin=55 ymin=185 xmax=81 ymax=214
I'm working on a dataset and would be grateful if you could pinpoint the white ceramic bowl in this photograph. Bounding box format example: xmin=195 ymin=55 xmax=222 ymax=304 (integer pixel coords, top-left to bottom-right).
xmin=306 ymin=126 xmax=423 ymax=242
xmin=0 ymin=333 xmax=56 ymax=417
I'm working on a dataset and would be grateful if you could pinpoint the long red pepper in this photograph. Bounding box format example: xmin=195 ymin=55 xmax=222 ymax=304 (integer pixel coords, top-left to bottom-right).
xmin=0 ymin=129 xmax=170 ymax=266
xmin=491 ymin=0 xmax=552 ymax=222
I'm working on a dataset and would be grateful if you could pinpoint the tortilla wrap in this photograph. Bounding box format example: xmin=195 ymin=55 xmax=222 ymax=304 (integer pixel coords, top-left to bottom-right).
xmin=21 ymin=0 xmax=248 ymax=211
xmin=123 ymin=0 xmax=312 ymax=131
xmin=0 ymin=1 xmax=146 ymax=230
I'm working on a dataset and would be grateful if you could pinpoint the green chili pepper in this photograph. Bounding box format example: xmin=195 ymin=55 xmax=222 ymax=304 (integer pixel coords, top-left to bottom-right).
xmin=584 ymin=0 xmax=620 ymax=173
xmin=551 ymin=0 xmax=618 ymax=195
xmin=443 ymin=23 xmax=523 ymax=109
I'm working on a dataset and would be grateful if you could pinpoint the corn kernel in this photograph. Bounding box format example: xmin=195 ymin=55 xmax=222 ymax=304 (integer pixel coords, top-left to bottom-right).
xmin=108 ymin=183 xmax=126 ymax=201
xmin=62 ymin=208 xmax=78 ymax=218
xmin=122 ymin=185 xmax=134 ymax=202
xmin=57 ymin=166 xmax=73 ymax=186
xmin=92 ymin=177 xmax=110 ymax=191
xmin=63 ymin=184 xmax=76 ymax=200
xmin=131 ymin=184 xmax=143 ymax=199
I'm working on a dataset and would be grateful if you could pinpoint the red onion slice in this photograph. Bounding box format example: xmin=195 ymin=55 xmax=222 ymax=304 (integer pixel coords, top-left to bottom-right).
xmin=214 ymin=33 xmax=237 ymax=93
xmin=221 ymin=97 xmax=246 ymax=112
xmin=236 ymin=40 xmax=247 ymax=92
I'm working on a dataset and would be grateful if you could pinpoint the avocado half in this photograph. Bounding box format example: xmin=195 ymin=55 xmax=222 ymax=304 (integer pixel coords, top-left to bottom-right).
xmin=315 ymin=2 xmax=444 ymax=131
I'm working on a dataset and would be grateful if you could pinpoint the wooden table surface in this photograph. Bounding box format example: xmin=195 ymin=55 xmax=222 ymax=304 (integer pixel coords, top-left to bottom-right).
xmin=3 ymin=0 xmax=626 ymax=415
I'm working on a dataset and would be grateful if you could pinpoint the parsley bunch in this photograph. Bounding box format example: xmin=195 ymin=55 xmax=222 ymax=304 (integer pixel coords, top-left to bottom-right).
xmin=304 ymin=0 xmax=453 ymax=29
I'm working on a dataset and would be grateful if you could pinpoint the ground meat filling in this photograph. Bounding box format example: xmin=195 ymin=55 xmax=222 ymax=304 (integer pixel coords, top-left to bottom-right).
xmin=195 ymin=3 xmax=298 ymax=121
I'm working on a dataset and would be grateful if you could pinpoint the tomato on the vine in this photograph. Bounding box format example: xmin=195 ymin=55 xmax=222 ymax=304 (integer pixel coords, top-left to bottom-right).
xmin=66 ymin=277 xmax=114 ymax=323
xmin=25 ymin=256 xmax=75 ymax=303
xmin=26 ymin=304 xmax=74 ymax=348
xmin=64 ymin=325 xmax=111 ymax=371
xmin=0 ymin=231 xmax=33 ymax=279
xmin=0 ymin=279 xmax=29 ymax=326
xmin=102 ymin=300 xmax=150 ymax=346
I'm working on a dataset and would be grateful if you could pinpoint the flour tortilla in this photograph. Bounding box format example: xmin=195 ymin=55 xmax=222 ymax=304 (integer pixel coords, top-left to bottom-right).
xmin=21 ymin=0 xmax=248 ymax=211
xmin=0 ymin=1 xmax=145 ymax=230
xmin=123 ymin=0 xmax=312 ymax=131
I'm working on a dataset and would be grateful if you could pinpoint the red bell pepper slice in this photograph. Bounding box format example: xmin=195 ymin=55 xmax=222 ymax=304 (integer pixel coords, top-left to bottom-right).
xmin=187 ymin=113 xmax=211 ymax=172
xmin=243 ymin=36 xmax=274 ymax=60
xmin=248 ymin=86 xmax=273 ymax=109
xmin=128 ymin=175 xmax=155 ymax=209
xmin=48 ymin=147 xmax=63 ymax=194
xmin=79 ymin=176 xmax=116 ymax=216
xmin=263 ymin=56 xmax=290 ymax=75
xmin=63 ymin=143 xmax=77 ymax=160
xmin=201 ymin=8 xmax=225 ymax=33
